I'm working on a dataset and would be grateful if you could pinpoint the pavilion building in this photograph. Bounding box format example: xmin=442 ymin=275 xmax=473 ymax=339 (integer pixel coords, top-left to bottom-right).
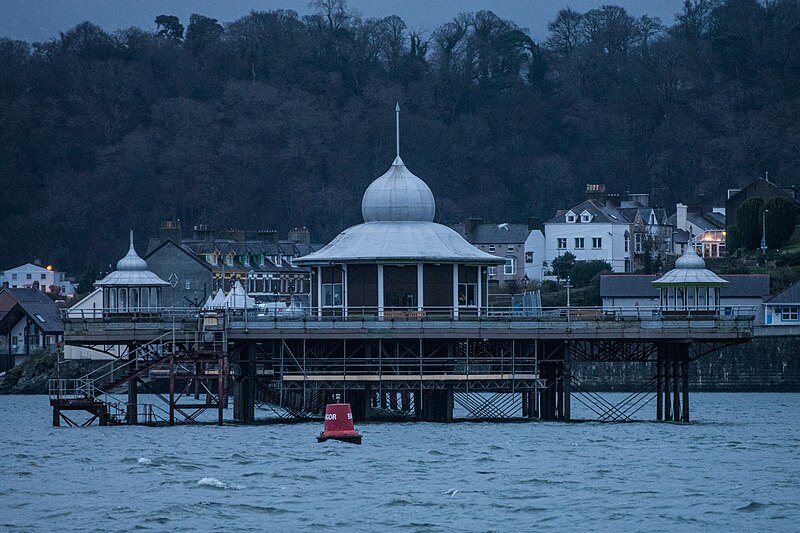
xmin=95 ymin=232 xmax=170 ymax=315
xmin=652 ymin=247 xmax=728 ymax=312
xmin=295 ymin=114 xmax=503 ymax=318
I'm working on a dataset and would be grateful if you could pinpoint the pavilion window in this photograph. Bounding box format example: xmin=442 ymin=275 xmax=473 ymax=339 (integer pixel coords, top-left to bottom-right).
xmin=687 ymin=287 xmax=696 ymax=308
xmin=142 ymin=287 xmax=150 ymax=309
xmin=109 ymin=288 xmax=116 ymax=310
xmin=458 ymin=283 xmax=477 ymax=307
xmin=323 ymin=283 xmax=343 ymax=307
xmin=698 ymin=288 xmax=707 ymax=309
xmin=667 ymin=288 xmax=675 ymax=309
xmin=676 ymin=288 xmax=685 ymax=310
xmin=131 ymin=288 xmax=139 ymax=310
xmin=119 ymin=288 xmax=128 ymax=312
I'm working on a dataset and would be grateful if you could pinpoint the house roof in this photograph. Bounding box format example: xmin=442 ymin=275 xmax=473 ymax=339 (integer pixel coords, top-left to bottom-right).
xmin=766 ymin=280 xmax=800 ymax=304
xmin=0 ymin=288 xmax=63 ymax=333
xmin=601 ymin=274 xmax=769 ymax=298
xmin=451 ymin=222 xmax=532 ymax=245
xmin=667 ymin=211 xmax=725 ymax=231
xmin=2 ymin=263 xmax=50 ymax=273
xmin=145 ymin=239 xmax=213 ymax=271
xmin=546 ymin=199 xmax=630 ymax=225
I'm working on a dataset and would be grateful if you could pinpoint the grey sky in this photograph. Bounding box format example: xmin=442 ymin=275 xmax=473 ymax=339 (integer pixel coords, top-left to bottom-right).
xmin=1 ymin=1 xmax=686 ymax=43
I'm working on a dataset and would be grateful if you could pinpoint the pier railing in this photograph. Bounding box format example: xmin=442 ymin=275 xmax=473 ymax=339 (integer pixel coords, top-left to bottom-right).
xmin=63 ymin=305 xmax=757 ymax=324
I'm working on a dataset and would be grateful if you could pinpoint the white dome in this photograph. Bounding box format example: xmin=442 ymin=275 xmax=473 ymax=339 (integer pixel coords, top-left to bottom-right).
xmin=96 ymin=231 xmax=169 ymax=287
xmin=116 ymin=235 xmax=148 ymax=271
xmin=361 ymin=156 xmax=435 ymax=222
xmin=674 ymin=247 xmax=706 ymax=269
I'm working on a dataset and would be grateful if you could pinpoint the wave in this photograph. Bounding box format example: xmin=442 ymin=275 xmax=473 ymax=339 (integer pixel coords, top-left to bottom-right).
xmin=197 ymin=477 xmax=244 ymax=490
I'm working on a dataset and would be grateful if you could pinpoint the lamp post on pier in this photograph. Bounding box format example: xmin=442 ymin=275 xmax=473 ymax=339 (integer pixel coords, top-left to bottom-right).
xmin=761 ymin=209 xmax=769 ymax=258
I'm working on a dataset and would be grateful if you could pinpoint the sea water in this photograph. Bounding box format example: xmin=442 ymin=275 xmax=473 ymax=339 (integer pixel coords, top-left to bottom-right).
xmin=0 ymin=394 xmax=799 ymax=531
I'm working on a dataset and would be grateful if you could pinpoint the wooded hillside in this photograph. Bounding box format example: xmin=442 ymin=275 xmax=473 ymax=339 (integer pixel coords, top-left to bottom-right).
xmin=1 ymin=0 xmax=799 ymax=279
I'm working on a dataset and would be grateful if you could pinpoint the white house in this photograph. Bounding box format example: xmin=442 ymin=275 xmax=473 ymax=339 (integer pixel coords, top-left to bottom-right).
xmin=544 ymin=199 xmax=633 ymax=274
xmin=668 ymin=203 xmax=726 ymax=258
xmin=763 ymin=280 xmax=800 ymax=326
xmin=1 ymin=262 xmax=76 ymax=298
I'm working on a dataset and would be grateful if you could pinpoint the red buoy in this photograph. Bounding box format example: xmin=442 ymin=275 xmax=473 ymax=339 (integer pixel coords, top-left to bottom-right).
xmin=317 ymin=403 xmax=362 ymax=445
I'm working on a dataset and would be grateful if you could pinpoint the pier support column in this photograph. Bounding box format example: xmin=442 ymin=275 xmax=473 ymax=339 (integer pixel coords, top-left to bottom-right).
xmin=401 ymin=391 xmax=411 ymax=413
xmin=672 ymin=360 xmax=680 ymax=422
xmin=663 ymin=356 xmax=672 ymax=421
xmin=52 ymin=405 xmax=60 ymax=427
xmin=563 ymin=344 xmax=571 ymax=422
xmin=656 ymin=355 xmax=663 ymax=421
xmin=127 ymin=346 xmax=138 ymax=425
xmin=419 ymin=389 xmax=453 ymax=422
xmin=169 ymin=354 xmax=175 ymax=426
xmin=681 ymin=348 xmax=690 ymax=423
xmin=349 ymin=388 xmax=370 ymax=422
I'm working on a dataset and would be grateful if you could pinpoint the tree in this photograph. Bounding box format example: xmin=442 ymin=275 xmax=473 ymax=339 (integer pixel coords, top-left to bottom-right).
xmin=155 ymin=15 xmax=184 ymax=41
xmin=546 ymin=8 xmax=583 ymax=56
xmin=765 ymin=196 xmax=799 ymax=248
xmin=733 ymin=197 xmax=766 ymax=250
xmin=570 ymin=260 xmax=612 ymax=287
xmin=185 ymin=14 xmax=223 ymax=54
xmin=551 ymin=252 xmax=576 ymax=282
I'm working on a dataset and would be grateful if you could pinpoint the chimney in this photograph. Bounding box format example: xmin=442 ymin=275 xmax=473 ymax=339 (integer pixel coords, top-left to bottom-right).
xmin=192 ymin=224 xmax=214 ymax=242
xmin=606 ymin=194 xmax=621 ymax=208
xmin=465 ymin=218 xmax=482 ymax=237
xmin=628 ymin=193 xmax=649 ymax=207
xmin=34 ymin=258 xmax=42 ymax=266
xmin=585 ymin=184 xmax=606 ymax=203
xmin=224 ymin=229 xmax=246 ymax=242
xmin=528 ymin=216 xmax=542 ymax=231
xmin=257 ymin=230 xmax=279 ymax=244
xmin=2 ymin=281 xmax=9 ymax=289
xmin=159 ymin=220 xmax=182 ymax=243
xmin=288 ymin=227 xmax=311 ymax=244
xmin=676 ymin=203 xmax=688 ymax=231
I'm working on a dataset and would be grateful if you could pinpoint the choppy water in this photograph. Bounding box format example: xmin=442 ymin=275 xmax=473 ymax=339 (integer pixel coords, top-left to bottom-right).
xmin=1 ymin=394 xmax=799 ymax=531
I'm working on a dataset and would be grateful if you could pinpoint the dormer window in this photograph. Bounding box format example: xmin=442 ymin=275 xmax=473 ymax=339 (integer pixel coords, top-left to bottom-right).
xmin=566 ymin=211 xmax=577 ymax=223
xmin=243 ymin=255 xmax=250 ymax=266
xmin=226 ymin=255 xmax=233 ymax=267
xmin=580 ymin=210 xmax=593 ymax=223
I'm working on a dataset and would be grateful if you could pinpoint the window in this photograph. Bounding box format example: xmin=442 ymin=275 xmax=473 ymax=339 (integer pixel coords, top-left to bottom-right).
xmin=566 ymin=213 xmax=576 ymax=223
xmin=592 ymin=237 xmax=602 ymax=249
xmin=488 ymin=266 xmax=496 ymax=276
xmin=557 ymin=238 xmax=567 ymax=249
xmin=35 ymin=314 xmax=46 ymax=323
xmin=574 ymin=238 xmax=584 ymax=249
xmin=11 ymin=274 xmax=16 ymax=280
xmin=507 ymin=245 xmax=514 ymax=253
xmin=581 ymin=213 xmax=591 ymax=223
xmin=243 ymin=255 xmax=249 ymax=266
xmin=525 ymin=251 xmax=533 ymax=263
xmin=635 ymin=233 xmax=643 ymax=253
xmin=226 ymin=255 xmax=233 ymax=267
xmin=504 ymin=256 xmax=516 ymax=275
xmin=458 ymin=283 xmax=477 ymax=306
xmin=624 ymin=231 xmax=630 ymax=253
xmin=185 ymin=279 xmax=191 ymax=290
xmin=11 ymin=337 xmax=17 ymax=348
xmin=208 ymin=254 xmax=217 ymax=266
xmin=323 ymin=283 xmax=343 ymax=307
xmin=41 ymin=273 xmax=46 ymax=280
xmin=26 ymin=274 xmax=32 ymax=280
xmin=781 ymin=307 xmax=799 ymax=321
xmin=488 ymin=244 xmax=496 ymax=253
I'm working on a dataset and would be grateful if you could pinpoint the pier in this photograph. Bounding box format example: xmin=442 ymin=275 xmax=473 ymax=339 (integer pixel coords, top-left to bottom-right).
xmin=50 ymin=305 xmax=754 ymax=426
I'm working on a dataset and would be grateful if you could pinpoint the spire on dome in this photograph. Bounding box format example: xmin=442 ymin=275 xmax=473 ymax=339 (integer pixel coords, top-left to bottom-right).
xmin=116 ymin=230 xmax=148 ymax=271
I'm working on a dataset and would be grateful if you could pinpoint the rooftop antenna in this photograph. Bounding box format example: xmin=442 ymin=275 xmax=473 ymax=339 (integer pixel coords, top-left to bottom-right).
xmin=395 ymin=102 xmax=400 ymax=158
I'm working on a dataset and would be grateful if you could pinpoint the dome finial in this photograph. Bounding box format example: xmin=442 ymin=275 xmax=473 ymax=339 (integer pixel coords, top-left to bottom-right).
xmin=129 ymin=229 xmax=134 ymax=251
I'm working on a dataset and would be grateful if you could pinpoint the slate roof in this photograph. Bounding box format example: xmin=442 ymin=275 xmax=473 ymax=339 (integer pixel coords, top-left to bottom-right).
xmin=766 ymin=280 xmax=800 ymax=304
xmin=601 ymin=274 xmax=769 ymax=299
xmin=667 ymin=211 xmax=725 ymax=231
xmin=546 ymin=199 xmax=630 ymax=225
xmin=0 ymin=288 xmax=63 ymax=333
xmin=451 ymin=222 xmax=532 ymax=244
